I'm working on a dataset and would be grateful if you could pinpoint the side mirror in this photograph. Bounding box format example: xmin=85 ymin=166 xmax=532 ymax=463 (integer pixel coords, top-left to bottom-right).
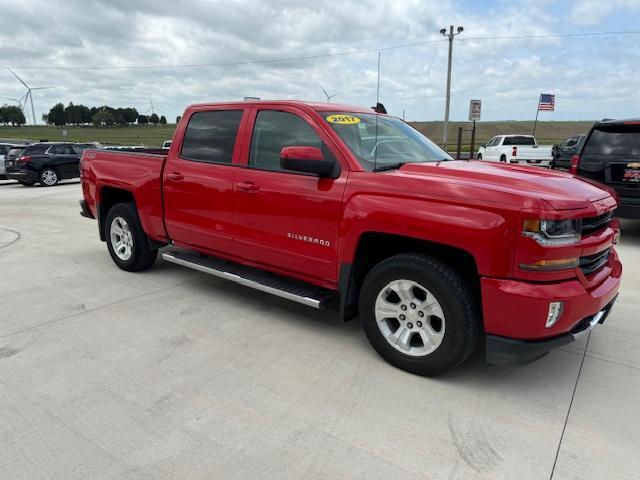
xmin=280 ymin=146 xmax=336 ymax=177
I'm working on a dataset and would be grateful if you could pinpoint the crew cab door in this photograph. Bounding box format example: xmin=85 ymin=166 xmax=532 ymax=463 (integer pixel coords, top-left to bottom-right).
xmin=233 ymin=107 xmax=347 ymax=285
xmin=47 ymin=144 xmax=78 ymax=177
xmin=163 ymin=107 xmax=247 ymax=255
xmin=484 ymin=136 xmax=501 ymax=161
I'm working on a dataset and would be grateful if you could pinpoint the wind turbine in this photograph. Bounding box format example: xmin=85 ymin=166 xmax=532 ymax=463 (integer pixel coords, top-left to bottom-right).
xmin=320 ymin=85 xmax=338 ymax=103
xmin=0 ymin=95 xmax=23 ymax=109
xmin=146 ymin=97 xmax=156 ymax=115
xmin=7 ymin=68 xmax=53 ymax=125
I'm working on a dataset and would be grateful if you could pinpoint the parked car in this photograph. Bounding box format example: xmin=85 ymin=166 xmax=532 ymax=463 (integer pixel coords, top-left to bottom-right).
xmin=551 ymin=134 xmax=586 ymax=171
xmin=80 ymin=100 xmax=621 ymax=376
xmin=0 ymin=143 xmax=15 ymax=180
xmin=5 ymin=142 xmax=91 ymax=186
xmin=569 ymin=119 xmax=640 ymax=218
xmin=478 ymin=135 xmax=553 ymax=167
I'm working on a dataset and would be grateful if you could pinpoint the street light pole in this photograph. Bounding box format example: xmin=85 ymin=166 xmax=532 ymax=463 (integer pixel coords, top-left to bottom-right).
xmin=440 ymin=25 xmax=463 ymax=150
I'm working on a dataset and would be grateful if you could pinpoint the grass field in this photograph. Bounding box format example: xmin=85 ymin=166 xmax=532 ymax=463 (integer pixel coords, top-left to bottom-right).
xmin=0 ymin=125 xmax=176 ymax=147
xmin=0 ymin=120 xmax=596 ymax=151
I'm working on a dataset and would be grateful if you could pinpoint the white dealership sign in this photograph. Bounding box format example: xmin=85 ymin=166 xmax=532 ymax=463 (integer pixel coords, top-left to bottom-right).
xmin=469 ymin=99 xmax=481 ymax=121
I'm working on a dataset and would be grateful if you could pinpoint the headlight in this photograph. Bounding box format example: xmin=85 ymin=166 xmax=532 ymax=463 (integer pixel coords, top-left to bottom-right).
xmin=522 ymin=218 xmax=581 ymax=246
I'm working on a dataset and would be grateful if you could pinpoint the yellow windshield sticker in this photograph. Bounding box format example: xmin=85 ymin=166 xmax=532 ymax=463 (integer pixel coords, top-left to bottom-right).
xmin=326 ymin=114 xmax=361 ymax=125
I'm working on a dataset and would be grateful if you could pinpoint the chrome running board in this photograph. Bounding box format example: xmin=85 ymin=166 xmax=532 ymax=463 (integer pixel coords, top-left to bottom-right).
xmin=162 ymin=250 xmax=333 ymax=309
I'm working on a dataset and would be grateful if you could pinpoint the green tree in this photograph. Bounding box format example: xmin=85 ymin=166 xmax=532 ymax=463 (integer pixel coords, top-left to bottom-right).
xmin=159 ymin=115 xmax=167 ymax=125
xmin=92 ymin=110 xmax=115 ymax=126
xmin=5 ymin=105 xmax=26 ymax=126
xmin=137 ymin=114 xmax=148 ymax=125
xmin=48 ymin=103 xmax=66 ymax=126
xmin=149 ymin=113 xmax=159 ymax=125
xmin=123 ymin=108 xmax=138 ymax=124
xmin=176 ymin=115 xmax=182 ymax=124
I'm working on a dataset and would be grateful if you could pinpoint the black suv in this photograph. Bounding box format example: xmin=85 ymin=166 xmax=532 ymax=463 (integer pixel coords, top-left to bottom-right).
xmin=570 ymin=119 xmax=640 ymax=218
xmin=551 ymin=134 xmax=586 ymax=171
xmin=4 ymin=142 xmax=90 ymax=186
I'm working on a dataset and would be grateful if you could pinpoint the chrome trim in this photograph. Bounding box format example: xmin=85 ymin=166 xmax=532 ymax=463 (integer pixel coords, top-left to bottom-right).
xmin=162 ymin=252 xmax=325 ymax=309
xmin=572 ymin=309 xmax=606 ymax=339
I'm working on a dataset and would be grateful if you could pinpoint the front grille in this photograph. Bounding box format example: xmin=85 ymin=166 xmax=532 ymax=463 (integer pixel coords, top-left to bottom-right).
xmin=581 ymin=211 xmax=613 ymax=236
xmin=580 ymin=247 xmax=611 ymax=276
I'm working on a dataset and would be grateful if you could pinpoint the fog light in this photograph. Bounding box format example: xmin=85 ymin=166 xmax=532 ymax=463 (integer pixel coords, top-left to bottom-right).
xmin=546 ymin=301 xmax=564 ymax=328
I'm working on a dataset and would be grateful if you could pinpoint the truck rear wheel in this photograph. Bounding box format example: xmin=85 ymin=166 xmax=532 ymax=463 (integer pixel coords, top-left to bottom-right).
xmin=105 ymin=203 xmax=157 ymax=272
xmin=359 ymin=253 xmax=479 ymax=376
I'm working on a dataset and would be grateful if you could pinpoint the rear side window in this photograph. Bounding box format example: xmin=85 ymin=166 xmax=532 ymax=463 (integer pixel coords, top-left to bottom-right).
xmin=249 ymin=110 xmax=322 ymax=172
xmin=0 ymin=145 xmax=9 ymax=155
xmin=7 ymin=148 xmax=24 ymax=158
xmin=181 ymin=110 xmax=243 ymax=164
xmin=503 ymin=136 xmax=535 ymax=146
xmin=583 ymin=126 xmax=640 ymax=155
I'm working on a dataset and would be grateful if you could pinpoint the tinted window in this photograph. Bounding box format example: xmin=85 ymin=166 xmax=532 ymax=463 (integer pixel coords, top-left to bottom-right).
xmin=7 ymin=147 xmax=24 ymax=156
xmin=249 ymin=110 xmax=322 ymax=172
xmin=503 ymin=136 xmax=535 ymax=146
xmin=583 ymin=126 xmax=640 ymax=155
xmin=181 ymin=110 xmax=243 ymax=163
xmin=26 ymin=145 xmax=47 ymax=154
xmin=0 ymin=145 xmax=9 ymax=154
xmin=561 ymin=137 xmax=577 ymax=148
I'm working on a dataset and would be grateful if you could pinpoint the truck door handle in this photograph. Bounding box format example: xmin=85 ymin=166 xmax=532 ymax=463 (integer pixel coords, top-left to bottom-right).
xmin=167 ymin=172 xmax=184 ymax=182
xmin=236 ymin=181 xmax=259 ymax=192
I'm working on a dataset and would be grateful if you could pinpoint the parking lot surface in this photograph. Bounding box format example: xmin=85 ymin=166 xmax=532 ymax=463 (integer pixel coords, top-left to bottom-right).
xmin=1 ymin=181 xmax=638 ymax=479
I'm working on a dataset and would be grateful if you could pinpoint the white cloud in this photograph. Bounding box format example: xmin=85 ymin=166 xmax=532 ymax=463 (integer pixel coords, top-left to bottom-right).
xmin=0 ymin=0 xmax=638 ymax=123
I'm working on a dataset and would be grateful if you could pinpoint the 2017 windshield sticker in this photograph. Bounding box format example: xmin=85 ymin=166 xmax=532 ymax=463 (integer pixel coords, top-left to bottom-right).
xmin=326 ymin=114 xmax=361 ymax=125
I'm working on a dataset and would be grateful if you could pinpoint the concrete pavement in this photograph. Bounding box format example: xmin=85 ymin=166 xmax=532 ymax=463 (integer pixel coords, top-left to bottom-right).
xmin=0 ymin=180 xmax=638 ymax=479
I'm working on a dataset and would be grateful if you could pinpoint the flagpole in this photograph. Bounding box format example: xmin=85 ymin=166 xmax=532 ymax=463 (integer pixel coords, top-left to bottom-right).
xmin=532 ymin=93 xmax=541 ymax=137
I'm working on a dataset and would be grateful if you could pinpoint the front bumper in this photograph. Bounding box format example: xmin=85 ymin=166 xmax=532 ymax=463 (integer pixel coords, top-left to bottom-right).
xmin=486 ymin=296 xmax=617 ymax=365
xmin=481 ymin=248 xmax=621 ymax=366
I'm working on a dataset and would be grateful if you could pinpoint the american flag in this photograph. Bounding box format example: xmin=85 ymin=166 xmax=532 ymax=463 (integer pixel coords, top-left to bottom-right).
xmin=538 ymin=93 xmax=555 ymax=111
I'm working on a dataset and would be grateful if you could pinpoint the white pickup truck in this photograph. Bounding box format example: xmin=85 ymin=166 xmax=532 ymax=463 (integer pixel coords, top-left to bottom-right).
xmin=477 ymin=135 xmax=553 ymax=167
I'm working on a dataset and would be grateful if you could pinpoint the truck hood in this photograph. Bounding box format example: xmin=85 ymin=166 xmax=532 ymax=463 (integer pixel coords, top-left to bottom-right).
xmin=393 ymin=160 xmax=610 ymax=210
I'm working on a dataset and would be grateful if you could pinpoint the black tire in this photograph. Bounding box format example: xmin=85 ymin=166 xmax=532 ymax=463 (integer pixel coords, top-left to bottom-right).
xmin=105 ymin=202 xmax=158 ymax=272
xmin=500 ymin=154 xmax=506 ymax=163
xmin=477 ymin=153 xmax=482 ymax=160
xmin=359 ymin=253 xmax=479 ymax=376
xmin=39 ymin=168 xmax=59 ymax=187
xmin=19 ymin=180 xmax=36 ymax=186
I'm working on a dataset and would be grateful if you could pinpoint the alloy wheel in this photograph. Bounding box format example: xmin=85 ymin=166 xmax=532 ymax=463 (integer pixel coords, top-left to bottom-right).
xmin=374 ymin=279 xmax=446 ymax=356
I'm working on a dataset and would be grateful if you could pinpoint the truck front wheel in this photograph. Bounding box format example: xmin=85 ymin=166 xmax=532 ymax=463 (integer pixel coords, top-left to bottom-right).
xmin=105 ymin=203 xmax=158 ymax=272
xmin=359 ymin=253 xmax=479 ymax=376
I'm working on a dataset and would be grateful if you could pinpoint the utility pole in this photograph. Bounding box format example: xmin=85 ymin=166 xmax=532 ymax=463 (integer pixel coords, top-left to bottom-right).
xmin=440 ymin=25 xmax=463 ymax=149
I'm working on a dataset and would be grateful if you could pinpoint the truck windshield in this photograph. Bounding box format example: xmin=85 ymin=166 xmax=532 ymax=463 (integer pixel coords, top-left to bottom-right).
xmin=321 ymin=112 xmax=452 ymax=171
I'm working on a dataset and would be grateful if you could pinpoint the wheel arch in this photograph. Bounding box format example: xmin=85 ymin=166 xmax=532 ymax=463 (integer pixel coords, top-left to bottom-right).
xmin=339 ymin=231 xmax=481 ymax=322
xmin=97 ymin=186 xmax=136 ymax=241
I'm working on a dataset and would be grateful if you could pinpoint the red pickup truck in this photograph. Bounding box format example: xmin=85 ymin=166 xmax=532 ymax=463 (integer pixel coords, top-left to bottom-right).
xmin=80 ymin=100 xmax=622 ymax=376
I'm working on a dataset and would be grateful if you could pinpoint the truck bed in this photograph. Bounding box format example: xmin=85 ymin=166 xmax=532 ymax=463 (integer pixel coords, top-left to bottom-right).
xmin=81 ymin=149 xmax=168 ymax=243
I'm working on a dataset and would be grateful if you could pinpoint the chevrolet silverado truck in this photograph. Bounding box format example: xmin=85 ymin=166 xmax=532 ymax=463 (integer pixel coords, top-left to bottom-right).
xmin=79 ymin=100 xmax=622 ymax=376
xmin=478 ymin=135 xmax=553 ymax=167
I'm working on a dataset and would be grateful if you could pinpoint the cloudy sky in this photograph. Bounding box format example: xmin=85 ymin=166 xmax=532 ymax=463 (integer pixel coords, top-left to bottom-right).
xmin=0 ymin=0 xmax=639 ymax=123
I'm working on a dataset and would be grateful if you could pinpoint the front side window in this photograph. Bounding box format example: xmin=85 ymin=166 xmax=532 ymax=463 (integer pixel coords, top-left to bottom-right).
xmin=181 ymin=110 xmax=243 ymax=164
xmin=321 ymin=112 xmax=451 ymax=171
xmin=249 ymin=110 xmax=322 ymax=172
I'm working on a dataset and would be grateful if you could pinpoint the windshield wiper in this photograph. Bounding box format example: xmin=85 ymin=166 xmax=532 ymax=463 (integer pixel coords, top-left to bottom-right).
xmin=374 ymin=162 xmax=406 ymax=172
